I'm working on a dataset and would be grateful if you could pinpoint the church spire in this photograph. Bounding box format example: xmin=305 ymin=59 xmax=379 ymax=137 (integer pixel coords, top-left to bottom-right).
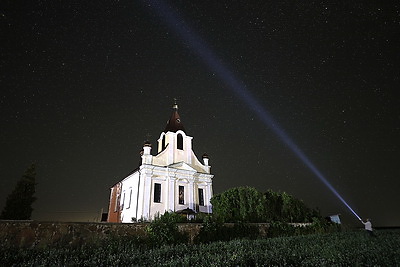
xmin=164 ymin=100 xmax=186 ymax=133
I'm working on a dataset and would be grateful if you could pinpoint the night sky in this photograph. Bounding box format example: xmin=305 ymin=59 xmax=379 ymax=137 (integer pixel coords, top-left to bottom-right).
xmin=1 ymin=1 xmax=399 ymax=226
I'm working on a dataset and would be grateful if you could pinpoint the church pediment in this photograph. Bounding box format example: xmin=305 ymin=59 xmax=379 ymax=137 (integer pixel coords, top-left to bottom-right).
xmin=168 ymin=162 xmax=197 ymax=172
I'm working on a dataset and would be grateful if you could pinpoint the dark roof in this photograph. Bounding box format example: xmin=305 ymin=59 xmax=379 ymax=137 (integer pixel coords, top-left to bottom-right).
xmin=164 ymin=104 xmax=186 ymax=133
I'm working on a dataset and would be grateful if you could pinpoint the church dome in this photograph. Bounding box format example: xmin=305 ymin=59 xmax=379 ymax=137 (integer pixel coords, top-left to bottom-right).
xmin=164 ymin=103 xmax=186 ymax=133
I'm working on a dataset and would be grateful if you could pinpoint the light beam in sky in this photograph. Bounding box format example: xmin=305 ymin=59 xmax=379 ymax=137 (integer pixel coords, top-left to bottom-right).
xmin=143 ymin=0 xmax=362 ymax=221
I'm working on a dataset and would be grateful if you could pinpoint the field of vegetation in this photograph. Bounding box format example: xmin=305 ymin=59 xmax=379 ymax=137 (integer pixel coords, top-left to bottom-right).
xmin=1 ymin=229 xmax=399 ymax=266
xmin=2 ymin=186 xmax=398 ymax=265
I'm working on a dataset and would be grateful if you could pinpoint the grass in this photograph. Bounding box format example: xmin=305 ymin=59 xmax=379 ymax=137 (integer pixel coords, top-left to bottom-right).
xmin=1 ymin=229 xmax=399 ymax=266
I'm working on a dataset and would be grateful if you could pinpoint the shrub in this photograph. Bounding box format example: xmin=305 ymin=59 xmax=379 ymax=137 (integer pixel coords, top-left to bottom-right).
xmin=211 ymin=187 xmax=267 ymax=223
xmin=194 ymin=216 xmax=260 ymax=243
xmin=194 ymin=216 xmax=225 ymax=243
xmin=264 ymin=189 xmax=320 ymax=223
xmin=211 ymin=187 xmax=321 ymax=224
xmin=145 ymin=212 xmax=188 ymax=246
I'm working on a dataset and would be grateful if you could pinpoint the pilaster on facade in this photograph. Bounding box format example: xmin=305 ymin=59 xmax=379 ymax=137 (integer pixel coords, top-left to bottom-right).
xmin=206 ymin=182 xmax=213 ymax=213
xmin=188 ymin=181 xmax=195 ymax=210
xmin=185 ymin=134 xmax=193 ymax=165
xmin=136 ymin=165 xmax=154 ymax=221
xmin=142 ymin=174 xmax=153 ymax=220
xmin=166 ymin=135 xmax=175 ymax=165
xmin=167 ymin=175 xmax=176 ymax=212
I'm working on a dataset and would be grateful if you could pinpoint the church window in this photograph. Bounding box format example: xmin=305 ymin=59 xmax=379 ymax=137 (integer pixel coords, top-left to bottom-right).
xmin=162 ymin=135 xmax=166 ymax=149
xmin=121 ymin=192 xmax=126 ymax=210
xmin=179 ymin=186 xmax=184 ymax=204
xmin=127 ymin=188 xmax=132 ymax=209
xmin=177 ymin=134 xmax=183 ymax=150
xmin=114 ymin=190 xmax=119 ymax=212
xmin=154 ymin=183 xmax=161 ymax=203
xmin=198 ymin=188 xmax=204 ymax=206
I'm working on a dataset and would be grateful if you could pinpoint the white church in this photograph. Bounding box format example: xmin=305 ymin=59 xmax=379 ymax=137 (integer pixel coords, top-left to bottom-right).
xmin=107 ymin=103 xmax=214 ymax=223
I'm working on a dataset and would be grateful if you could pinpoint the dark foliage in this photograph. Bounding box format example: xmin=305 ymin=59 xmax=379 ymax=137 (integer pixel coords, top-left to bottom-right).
xmin=145 ymin=211 xmax=188 ymax=246
xmin=210 ymin=186 xmax=267 ymax=222
xmin=194 ymin=216 xmax=260 ymax=243
xmin=264 ymin=189 xmax=320 ymax=223
xmin=1 ymin=164 xmax=37 ymax=220
xmin=1 ymin=230 xmax=399 ymax=266
xmin=211 ymin=186 xmax=321 ymax=223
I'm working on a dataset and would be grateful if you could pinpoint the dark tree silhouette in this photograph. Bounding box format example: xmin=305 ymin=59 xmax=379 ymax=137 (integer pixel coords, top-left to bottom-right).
xmin=0 ymin=164 xmax=37 ymax=220
xmin=210 ymin=186 xmax=267 ymax=223
xmin=211 ymin=186 xmax=320 ymax=223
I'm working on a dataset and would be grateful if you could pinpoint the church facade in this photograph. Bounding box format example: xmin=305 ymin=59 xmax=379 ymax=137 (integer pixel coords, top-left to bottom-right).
xmin=107 ymin=103 xmax=214 ymax=223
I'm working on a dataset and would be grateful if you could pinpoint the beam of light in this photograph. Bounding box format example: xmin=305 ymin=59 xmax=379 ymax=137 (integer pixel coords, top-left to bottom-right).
xmin=143 ymin=0 xmax=361 ymax=221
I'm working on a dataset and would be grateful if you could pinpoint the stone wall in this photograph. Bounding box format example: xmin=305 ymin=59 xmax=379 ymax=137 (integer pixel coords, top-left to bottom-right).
xmin=0 ymin=221 xmax=269 ymax=248
xmin=0 ymin=221 xmax=149 ymax=248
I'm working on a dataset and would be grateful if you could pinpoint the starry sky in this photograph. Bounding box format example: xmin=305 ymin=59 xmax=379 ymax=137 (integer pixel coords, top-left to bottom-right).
xmin=1 ymin=1 xmax=399 ymax=226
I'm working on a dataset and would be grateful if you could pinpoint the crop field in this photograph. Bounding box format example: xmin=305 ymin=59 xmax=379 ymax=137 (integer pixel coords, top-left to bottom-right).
xmin=1 ymin=229 xmax=399 ymax=266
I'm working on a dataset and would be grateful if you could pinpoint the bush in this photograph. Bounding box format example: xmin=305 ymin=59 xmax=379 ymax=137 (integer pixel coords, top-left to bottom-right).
xmin=211 ymin=187 xmax=321 ymax=224
xmin=211 ymin=187 xmax=267 ymax=223
xmin=194 ymin=216 xmax=260 ymax=243
xmin=189 ymin=212 xmax=208 ymax=223
xmin=145 ymin=212 xmax=188 ymax=246
xmin=194 ymin=216 xmax=225 ymax=243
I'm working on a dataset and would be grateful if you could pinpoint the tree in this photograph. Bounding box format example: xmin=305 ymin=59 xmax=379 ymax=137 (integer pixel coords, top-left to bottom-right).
xmin=0 ymin=164 xmax=37 ymax=220
xmin=211 ymin=186 xmax=266 ymax=222
xmin=264 ymin=189 xmax=319 ymax=223
xmin=264 ymin=189 xmax=283 ymax=221
xmin=211 ymin=187 xmax=320 ymax=223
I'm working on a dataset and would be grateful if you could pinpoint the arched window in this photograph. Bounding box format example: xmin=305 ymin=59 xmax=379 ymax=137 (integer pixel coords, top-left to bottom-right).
xmin=162 ymin=135 xmax=166 ymax=149
xmin=177 ymin=134 xmax=183 ymax=150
